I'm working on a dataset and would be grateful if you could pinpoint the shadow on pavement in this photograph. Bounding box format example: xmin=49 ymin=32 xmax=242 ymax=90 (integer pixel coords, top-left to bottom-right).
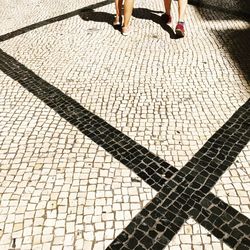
xmin=0 ymin=0 xmax=114 ymax=42
xmin=79 ymin=9 xmax=114 ymax=25
xmin=79 ymin=8 xmax=177 ymax=39
xmin=213 ymin=28 xmax=250 ymax=82
xmin=196 ymin=0 xmax=250 ymax=20
xmin=196 ymin=5 xmax=250 ymax=83
xmin=133 ymin=8 xmax=176 ymax=39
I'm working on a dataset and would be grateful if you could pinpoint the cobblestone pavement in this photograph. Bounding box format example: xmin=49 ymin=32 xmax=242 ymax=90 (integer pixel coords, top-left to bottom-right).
xmin=0 ymin=0 xmax=249 ymax=250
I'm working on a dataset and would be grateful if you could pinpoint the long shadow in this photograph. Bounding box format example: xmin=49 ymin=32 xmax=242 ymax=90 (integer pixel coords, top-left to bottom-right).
xmin=0 ymin=0 xmax=114 ymax=42
xmin=79 ymin=9 xmax=114 ymax=26
xmin=80 ymin=8 xmax=176 ymax=39
xmin=0 ymin=49 xmax=249 ymax=250
xmin=133 ymin=8 xmax=176 ymax=39
xmin=0 ymin=0 xmax=201 ymax=42
xmin=79 ymin=9 xmax=122 ymax=32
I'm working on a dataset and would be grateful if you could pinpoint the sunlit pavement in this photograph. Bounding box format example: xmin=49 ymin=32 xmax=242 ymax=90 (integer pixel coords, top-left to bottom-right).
xmin=0 ymin=0 xmax=249 ymax=249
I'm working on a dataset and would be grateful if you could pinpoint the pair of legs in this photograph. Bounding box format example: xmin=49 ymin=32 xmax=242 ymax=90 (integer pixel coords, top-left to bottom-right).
xmin=163 ymin=0 xmax=188 ymax=36
xmin=114 ymin=0 xmax=134 ymax=28
xmin=163 ymin=0 xmax=188 ymax=22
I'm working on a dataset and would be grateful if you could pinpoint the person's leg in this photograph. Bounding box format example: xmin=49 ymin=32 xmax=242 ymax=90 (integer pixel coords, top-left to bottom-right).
xmin=177 ymin=0 xmax=188 ymax=21
xmin=175 ymin=0 xmax=188 ymax=37
xmin=123 ymin=0 xmax=134 ymax=28
xmin=163 ymin=0 xmax=172 ymax=15
xmin=163 ymin=0 xmax=172 ymax=23
xmin=114 ymin=0 xmax=123 ymax=25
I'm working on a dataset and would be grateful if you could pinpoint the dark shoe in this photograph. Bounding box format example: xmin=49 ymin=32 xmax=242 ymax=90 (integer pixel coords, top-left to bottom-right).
xmin=175 ymin=22 xmax=185 ymax=37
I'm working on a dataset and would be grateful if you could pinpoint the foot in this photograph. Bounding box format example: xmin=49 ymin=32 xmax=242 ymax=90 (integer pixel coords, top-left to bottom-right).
xmin=175 ymin=21 xmax=185 ymax=37
xmin=162 ymin=13 xmax=172 ymax=24
xmin=113 ymin=15 xmax=121 ymax=26
xmin=122 ymin=26 xmax=131 ymax=36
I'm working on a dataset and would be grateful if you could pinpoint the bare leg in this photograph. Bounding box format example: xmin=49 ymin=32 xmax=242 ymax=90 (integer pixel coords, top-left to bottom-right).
xmin=175 ymin=0 xmax=187 ymax=37
xmin=123 ymin=0 xmax=134 ymax=28
xmin=178 ymin=0 xmax=188 ymax=21
xmin=163 ymin=0 xmax=172 ymax=15
xmin=115 ymin=0 xmax=123 ymax=17
xmin=114 ymin=0 xmax=123 ymax=24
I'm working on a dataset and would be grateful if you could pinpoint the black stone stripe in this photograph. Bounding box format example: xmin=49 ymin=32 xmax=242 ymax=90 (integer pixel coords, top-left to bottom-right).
xmin=107 ymin=100 xmax=250 ymax=250
xmin=0 ymin=49 xmax=175 ymax=191
xmin=0 ymin=0 xmax=114 ymax=42
xmin=0 ymin=50 xmax=249 ymax=249
xmin=192 ymin=193 xmax=250 ymax=249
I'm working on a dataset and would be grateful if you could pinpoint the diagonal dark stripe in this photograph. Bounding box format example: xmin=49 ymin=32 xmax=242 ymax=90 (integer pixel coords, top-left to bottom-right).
xmin=0 ymin=49 xmax=174 ymax=191
xmin=107 ymin=100 xmax=250 ymax=250
xmin=0 ymin=49 xmax=249 ymax=249
xmin=192 ymin=193 xmax=250 ymax=249
xmin=0 ymin=0 xmax=114 ymax=42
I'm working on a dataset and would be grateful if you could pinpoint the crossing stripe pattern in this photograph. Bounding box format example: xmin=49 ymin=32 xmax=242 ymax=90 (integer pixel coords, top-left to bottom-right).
xmin=0 ymin=49 xmax=249 ymax=249
xmin=107 ymin=100 xmax=250 ymax=249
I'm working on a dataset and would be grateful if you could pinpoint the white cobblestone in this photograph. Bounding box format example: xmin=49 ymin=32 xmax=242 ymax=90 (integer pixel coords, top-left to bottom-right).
xmin=0 ymin=0 xmax=249 ymax=249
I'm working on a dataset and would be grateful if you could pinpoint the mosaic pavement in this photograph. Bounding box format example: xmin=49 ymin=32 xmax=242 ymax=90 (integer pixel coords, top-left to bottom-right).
xmin=0 ymin=0 xmax=249 ymax=249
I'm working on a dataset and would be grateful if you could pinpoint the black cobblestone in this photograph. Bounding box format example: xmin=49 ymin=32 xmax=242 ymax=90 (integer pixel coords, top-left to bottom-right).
xmin=0 ymin=46 xmax=249 ymax=250
xmin=108 ymin=100 xmax=250 ymax=249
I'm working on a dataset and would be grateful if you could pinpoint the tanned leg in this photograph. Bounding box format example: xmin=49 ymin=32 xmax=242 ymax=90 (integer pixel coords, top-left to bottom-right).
xmin=114 ymin=0 xmax=123 ymax=24
xmin=178 ymin=0 xmax=188 ymax=21
xmin=123 ymin=0 xmax=134 ymax=28
xmin=163 ymin=0 xmax=172 ymax=15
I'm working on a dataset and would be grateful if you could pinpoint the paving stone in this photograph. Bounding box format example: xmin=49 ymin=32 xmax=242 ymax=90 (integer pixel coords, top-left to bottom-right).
xmin=0 ymin=0 xmax=249 ymax=249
